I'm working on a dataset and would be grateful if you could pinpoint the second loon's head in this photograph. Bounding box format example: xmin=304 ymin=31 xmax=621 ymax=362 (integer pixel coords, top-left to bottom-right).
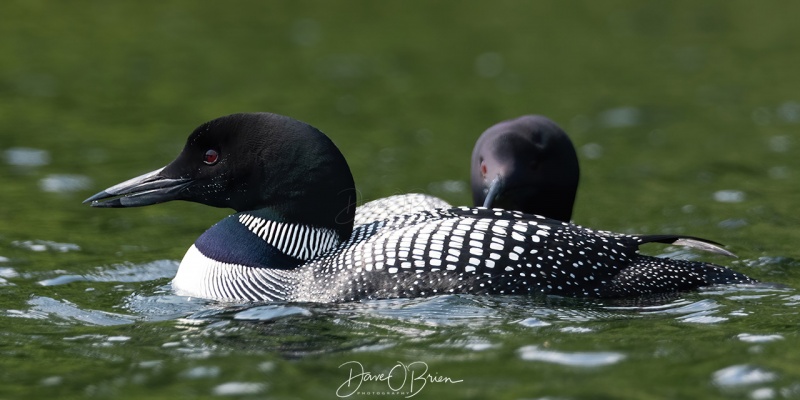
xmin=471 ymin=115 xmax=580 ymax=222
xmin=84 ymin=113 xmax=357 ymax=240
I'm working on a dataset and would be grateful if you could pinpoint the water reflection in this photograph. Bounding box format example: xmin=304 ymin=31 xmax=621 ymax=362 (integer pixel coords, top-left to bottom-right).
xmin=212 ymin=382 xmax=267 ymax=396
xmin=3 ymin=147 xmax=50 ymax=167
xmin=777 ymin=101 xmax=800 ymax=123
xmin=0 ymin=266 xmax=18 ymax=286
xmin=713 ymin=364 xmax=777 ymax=387
xmin=517 ymin=345 xmax=626 ymax=367
xmin=598 ymin=106 xmax=642 ymax=128
xmin=2 ymin=255 xmax=796 ymax=367
xmin=737 ymin=334 xmax=783 ymax=343
xmin=7 ymin=296 xmax=134 ymax=326
xmin=38 ymin=260 xmax=178 ymax=286
xmin=12 ymin=239 xmax=81 ymax=253
xmin=290 ymin=18 xmax=320 ymax=47
xmin=233 ymin=305 xmax=312 ymax=321
xmin=474 ymin=52 xmax=504 ymax=78
xmin=38 ymin=174 xmax=93 ymax=193
xmin=713 ymin=189 xmax=746 ymax=203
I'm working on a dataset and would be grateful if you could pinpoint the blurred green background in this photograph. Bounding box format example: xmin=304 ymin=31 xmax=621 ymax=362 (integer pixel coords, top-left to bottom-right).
xmin=1 ymin=1 xmax=799 ymax=399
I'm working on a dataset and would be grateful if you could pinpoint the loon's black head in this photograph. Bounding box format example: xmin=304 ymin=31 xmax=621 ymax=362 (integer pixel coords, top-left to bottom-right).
xmin=470 ymin=115 xmax=580 ymax=222
xmin=84 ymin=113 xmax=357 ymax=240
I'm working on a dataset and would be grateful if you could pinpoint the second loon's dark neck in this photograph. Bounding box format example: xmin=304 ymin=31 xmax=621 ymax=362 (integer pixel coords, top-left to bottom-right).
xmin=492 ymin=181 xmax=576 ymax=222
xmin=193 ymin=208 xmax=342 ymax=270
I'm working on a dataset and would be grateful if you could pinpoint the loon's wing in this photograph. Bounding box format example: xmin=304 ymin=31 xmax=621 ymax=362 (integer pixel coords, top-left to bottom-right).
xmin=294 ymin=207 xmax=754 ymax=302
xmin=600 ymin=255 xmax=754 ymax=298
xmin=354 ymin=193 xmax=452 ymax=226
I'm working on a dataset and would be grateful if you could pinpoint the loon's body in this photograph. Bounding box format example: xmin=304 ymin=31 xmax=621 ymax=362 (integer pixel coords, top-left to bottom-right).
xmin=354 ymin=115 xmax=579 ymax=225
xmin=354 ymin=193 xmax=451 ymax=226
xmin=85 ymin=113 xmax=755 ymax=302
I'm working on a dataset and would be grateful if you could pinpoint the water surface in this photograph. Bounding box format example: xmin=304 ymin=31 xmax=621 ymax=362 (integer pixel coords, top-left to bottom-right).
xmin=2 ymin=1 xmax=800 ymax=399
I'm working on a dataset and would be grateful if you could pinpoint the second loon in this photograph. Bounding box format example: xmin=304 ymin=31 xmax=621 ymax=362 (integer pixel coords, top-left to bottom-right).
xmin=85 ymin=112 xmax=756 ymax=302
xmin=354 ymin=114 xmax=579 ymax=225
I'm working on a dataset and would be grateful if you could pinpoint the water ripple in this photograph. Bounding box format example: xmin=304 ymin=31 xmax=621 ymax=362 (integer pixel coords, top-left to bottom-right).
xmin=212 ymin=382 xmax=267 ymax=396
xmin=714 ymin=190 xmax=746 ymax=203
xmin=599 ymin=106 xmax=642 ymax=128
xmin=432 ymin=337 xmax=499 ymax=351
xmin=607 ymin=298 xmax=740 ymax=323
xmin=0 ymin=267 xmax=18 ymax=278
xmin=713 ymin=364 xmax=777 ymax=387
xmin=517 ymin=345 xmax=626 ymax=367
xmin=12 ymin=239 xmax=80 ymax=253
xmin=180 ymin=366 xmax=221 ymax=379
xmin=350 ymin=295 xmax=502 ymax=326
xmin=39 ymin=174 xmax=93 ymax=193
xmin=560 ymin=326 xmax=593 ymax=333
xmin=518 ymin=317 xmax=551 ymax=328
xmin=737 ymin=333 xmax=784 ymax=343
xmin=38 ymin=260 xmax=178 ymax=286
xmin=3 ymin=147 xmax=50 ymax=166
xmin=233 ymin=305 xmax=312 ymax=321
xmin=7 ymin=296 xmax=135 ymax=326
xmin=0 ymin=267 xmax=18 ymax=286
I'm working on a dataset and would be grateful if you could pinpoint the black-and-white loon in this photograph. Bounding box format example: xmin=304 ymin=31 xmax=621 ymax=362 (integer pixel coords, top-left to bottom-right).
xmin=85 ymin=112 xmax=755 ymax=302
xmin=354 ymin=115 xmax=579 ymax=225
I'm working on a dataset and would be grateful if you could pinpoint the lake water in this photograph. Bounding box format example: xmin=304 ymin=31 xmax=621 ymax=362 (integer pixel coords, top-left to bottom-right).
xmin=1 ymin=2 xmax=799 ymax=399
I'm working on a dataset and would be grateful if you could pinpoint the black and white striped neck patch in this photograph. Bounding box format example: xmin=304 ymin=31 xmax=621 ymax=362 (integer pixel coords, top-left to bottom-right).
xmin=238 ymin=213 xmax=339 ymax=260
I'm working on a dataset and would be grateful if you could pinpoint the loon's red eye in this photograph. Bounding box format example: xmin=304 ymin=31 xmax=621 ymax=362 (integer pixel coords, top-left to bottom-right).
xmin=203 ymin=149 xmax=219 ymax=165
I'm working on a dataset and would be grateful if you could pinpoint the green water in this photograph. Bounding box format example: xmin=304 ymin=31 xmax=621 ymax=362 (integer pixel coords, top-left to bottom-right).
xmin=2 ymin=1 xmax=800 ymax=399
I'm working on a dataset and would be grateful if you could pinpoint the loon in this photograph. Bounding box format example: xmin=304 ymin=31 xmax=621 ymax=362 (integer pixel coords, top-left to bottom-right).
xmin=354 ymin=115 xmax=578 ymax=225
xmin=472 ymin=115 xmax=579 ymax=221
xmin=85 ymin=112 xmax=755 ymax=302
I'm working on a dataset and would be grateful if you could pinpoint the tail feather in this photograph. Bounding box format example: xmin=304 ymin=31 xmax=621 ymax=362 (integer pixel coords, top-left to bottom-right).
xmin=638 ymin=234 xmax=737 ymax=258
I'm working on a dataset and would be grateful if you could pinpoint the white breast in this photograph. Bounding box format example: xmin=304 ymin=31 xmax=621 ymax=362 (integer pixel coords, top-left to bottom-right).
xmin=172 ymin=244 xmax=296 ymax=302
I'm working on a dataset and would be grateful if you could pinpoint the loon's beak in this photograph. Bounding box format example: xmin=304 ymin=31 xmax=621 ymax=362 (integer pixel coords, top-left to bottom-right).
xmin=83 ymin=167 xmax=192 ymax=208
xmin=482 ymin=175 xmax=505 ymax=208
